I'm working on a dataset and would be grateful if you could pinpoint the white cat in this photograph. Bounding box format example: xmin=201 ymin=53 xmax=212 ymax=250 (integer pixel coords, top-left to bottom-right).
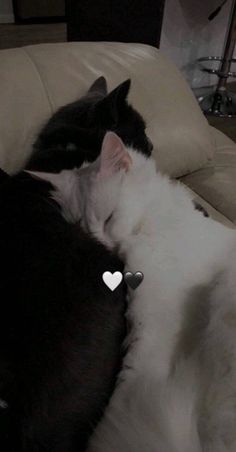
xmin=31 ymin=132 xmax=236 ymax=452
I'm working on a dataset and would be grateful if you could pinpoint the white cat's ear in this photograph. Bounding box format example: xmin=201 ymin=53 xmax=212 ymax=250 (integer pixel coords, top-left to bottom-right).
xmin=98 ymin=131 xmax=132 ymax=178
xmin=25 ymin=170 xmax=64 ymax=188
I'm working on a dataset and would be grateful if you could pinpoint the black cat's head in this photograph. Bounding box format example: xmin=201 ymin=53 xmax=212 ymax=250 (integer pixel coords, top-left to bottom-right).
xmin=28 ymin=77 xmax=153 ymax=172
xmin=63 ymin=77 xmax=153 ymax=156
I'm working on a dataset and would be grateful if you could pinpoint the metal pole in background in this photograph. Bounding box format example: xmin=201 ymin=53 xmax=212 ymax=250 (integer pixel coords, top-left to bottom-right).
xmin=198 ymin=0 xmax=236 ymax=116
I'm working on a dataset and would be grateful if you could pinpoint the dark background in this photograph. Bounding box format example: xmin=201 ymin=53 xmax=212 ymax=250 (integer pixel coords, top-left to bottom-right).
xmin=67 ymin=0 xmax=165 ymax=47
xmin=12 ymin=0 xmax=165 ymax=47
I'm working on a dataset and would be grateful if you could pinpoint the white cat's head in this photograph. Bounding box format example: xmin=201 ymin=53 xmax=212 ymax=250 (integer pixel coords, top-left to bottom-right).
xmin=28 ymin=132 xmax=156 ymax=249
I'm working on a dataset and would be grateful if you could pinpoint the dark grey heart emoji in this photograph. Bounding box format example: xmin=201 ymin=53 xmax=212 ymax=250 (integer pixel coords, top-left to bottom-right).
xmin=124 ymin=271 xmax=144 ymax=290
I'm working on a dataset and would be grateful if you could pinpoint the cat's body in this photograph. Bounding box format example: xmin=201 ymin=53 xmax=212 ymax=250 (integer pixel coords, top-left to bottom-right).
xmin=0 ymin=81 xmax=152 ymax=451
xmin=39 ymin=132 xmax=236 ymax=452
xmin=86 ymin=169 xmax=236 ymax=452
xmin=0 ymin=171 xmax=126 ymax=452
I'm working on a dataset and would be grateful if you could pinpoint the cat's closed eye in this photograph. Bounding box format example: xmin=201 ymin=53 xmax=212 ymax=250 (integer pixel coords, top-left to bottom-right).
xmin=104 ymin=213 xmax=113 ymax=226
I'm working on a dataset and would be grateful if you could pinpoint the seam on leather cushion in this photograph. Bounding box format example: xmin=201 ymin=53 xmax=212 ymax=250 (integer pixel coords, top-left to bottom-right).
xmin=23 ymin=47 xmax=54 ymax=115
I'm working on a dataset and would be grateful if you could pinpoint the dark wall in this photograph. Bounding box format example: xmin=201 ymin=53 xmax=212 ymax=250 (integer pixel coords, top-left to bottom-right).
xmin=13 ymin=0 xmax=65 ymax=23
xmin=67 ymin=0 xmax=166 ymax=47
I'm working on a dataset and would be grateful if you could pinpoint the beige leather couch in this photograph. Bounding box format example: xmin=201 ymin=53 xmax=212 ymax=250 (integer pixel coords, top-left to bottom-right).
xmin=0 ymin=42 xmax=235 ymax=228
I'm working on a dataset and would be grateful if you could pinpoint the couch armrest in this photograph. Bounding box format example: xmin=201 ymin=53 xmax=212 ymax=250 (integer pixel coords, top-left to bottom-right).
xmin=180 ymin=126 xmax=236 ymax=225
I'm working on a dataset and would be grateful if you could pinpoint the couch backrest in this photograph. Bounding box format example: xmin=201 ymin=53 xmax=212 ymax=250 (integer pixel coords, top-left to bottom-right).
xmin=0 ymin=42 xmax=214 ymax=176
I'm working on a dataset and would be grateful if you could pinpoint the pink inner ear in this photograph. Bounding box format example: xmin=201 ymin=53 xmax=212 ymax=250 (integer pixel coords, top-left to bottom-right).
xmin=99 ymin=131 xmax=132 ymax=178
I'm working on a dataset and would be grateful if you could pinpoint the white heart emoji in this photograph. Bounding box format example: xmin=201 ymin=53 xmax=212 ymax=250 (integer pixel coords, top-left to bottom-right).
xmin=102 ymin=271 xmax=123 ymax=292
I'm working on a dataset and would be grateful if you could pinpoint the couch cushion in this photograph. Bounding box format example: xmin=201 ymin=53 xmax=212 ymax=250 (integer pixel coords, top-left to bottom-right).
xmin=181 ymin=127 xmax=236 ymax=225
xmin=183 ymin=185 xmax=235 ymax=229
xmin=0 ymin=42 xmax=214 ymax=175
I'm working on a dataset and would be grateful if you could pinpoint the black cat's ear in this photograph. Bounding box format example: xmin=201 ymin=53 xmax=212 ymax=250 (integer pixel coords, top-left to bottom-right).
xmin=87 ymin=76 xmax=108 ymax=96
xmin=96 ymin=79 xmax=131 ymax=124
xmin=106 ymin=79 xmax=131 ymax=110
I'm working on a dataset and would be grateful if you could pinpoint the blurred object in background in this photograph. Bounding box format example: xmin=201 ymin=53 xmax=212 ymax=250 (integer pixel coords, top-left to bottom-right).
xmin=197 ymin=0 xmax=236 ymax=117
xmin=13 ymin=0 xmax=65 ymax=23
xmin=160 ymin=0 xmax=233 ymax=89
xmin=66 ymin=0 xmax=165 ymax=47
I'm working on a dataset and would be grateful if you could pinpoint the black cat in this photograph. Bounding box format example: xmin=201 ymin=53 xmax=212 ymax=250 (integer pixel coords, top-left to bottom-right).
xmin=0 ymin=171 xmax=126 ymax=452
xmin=27 ymin=77 xmax=153 ymax=172
xmin=0 ymin=78 xmax=153 ymax=451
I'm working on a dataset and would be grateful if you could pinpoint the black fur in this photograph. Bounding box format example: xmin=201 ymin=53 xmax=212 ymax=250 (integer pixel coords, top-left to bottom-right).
xmin=193 ymin=201 xmax=209 ymax=218
xmin=0 ymin=172 xmax=126 ymax=452
xmin=0 ymin=78 xmax=152 ymax=451
xmin=0 ymin=168 xmax=9 ymax=186
xmin=27 ymin=77 xmax=153 ymax=173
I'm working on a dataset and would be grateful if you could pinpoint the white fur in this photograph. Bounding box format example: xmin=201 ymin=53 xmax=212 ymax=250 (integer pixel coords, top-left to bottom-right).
xmin=32 ymin=137 xmax=236 ymax=451
xmin=86 ymin=151 xmax=236 ymax=452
